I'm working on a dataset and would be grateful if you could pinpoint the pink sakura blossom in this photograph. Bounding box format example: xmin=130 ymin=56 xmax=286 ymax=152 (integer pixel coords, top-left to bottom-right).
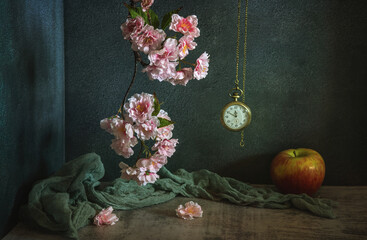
xmin=124 ymin=93 xmax=154 ymax=123
xmin=100 ymin=117 xmax=135 ymax=140
xmin=149 ymin=153 xmax=168 ymax=172
xmin=120 ymin=154 xmax=166 ymax=185
xmin=101 ymin=117 xmax=138 ymax=158
xmin=169 ymin=68 xmax=193 ymax=86
xmin=136 ymin=167 xmax=159 ymax=185
xmin=143 ymin=61 xmax=178 ymax=82
xmin=131 ymin=25 xmax=166 ymax=54
xmin=148 ymin=38 xmax=179 ymax=66
xmin=133 ymin=117 xmax=160 ymax=140
xmin=136 ymin=154 xmax=167 ymax=173
xmin=120 ymin=16 xmax=145 ymax=40
xmin=141 ymin=0 xmax=154 ymax=12
xmin=157 ymin=109 xmax=171 ymax=120
xmin=110 ymin=137 xmax=138 ymax=158
xmin=156 ymin=123 xmax=173 ymax=140
xmin=156 ymin=110 xmax=174 ymax=140
xmin=135 ymin=159 xmax=160 ymax=185
xmin=100 ymin=117 xmax=118 ymax=135
xmin=143 ymin=38 xmax=179 ymax=82
xmin=136 ymin=156 xmax=164 ymax=172
xmin=176 ymin=201 xmax=203 ymax=220
xmin=194 ymin=52 xmax=209 ymax=80
xmin=94 ymin=206 xmax=119 ymax=226
xmin=122 ymin=113 xmax=134 ymax=124
xmin=178 ymin=35 xmax=197 ymax=59
xmin=169 ymin=14 xmax=200 ymax=38
xmin=152 ymin=138 xmax=178 ymax=157
xmin=119 ymin=162 xmax=138 ymax=181
xmin=135 ymin=158 xmax=151 ymax=168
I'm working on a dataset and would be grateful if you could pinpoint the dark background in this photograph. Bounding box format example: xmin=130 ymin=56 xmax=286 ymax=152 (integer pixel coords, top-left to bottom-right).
xmin=1 ymin=0 xmax=367 ymax=238
xmin=0 ymin=0 xmax=64 ymax=238
xmin=65 ymin=0 xmax=367 ymax=185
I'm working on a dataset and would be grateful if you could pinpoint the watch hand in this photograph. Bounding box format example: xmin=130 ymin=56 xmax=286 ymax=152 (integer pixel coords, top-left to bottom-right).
xmin=234 ymin=111 xmax=238 ymax=117
xmin=228 ymin=112 xmax=236 ymax=117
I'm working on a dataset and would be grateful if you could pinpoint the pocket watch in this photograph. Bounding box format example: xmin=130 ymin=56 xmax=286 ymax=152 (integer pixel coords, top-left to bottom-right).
xmin=220 ymin=88 xmax=251 ymax=132
xmin=220 ymin=0 xmax=251 ymax=147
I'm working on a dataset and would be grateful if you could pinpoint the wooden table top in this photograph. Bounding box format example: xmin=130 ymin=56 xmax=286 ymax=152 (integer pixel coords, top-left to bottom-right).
xmin=3 ymin=186 xmax=367 ymax=240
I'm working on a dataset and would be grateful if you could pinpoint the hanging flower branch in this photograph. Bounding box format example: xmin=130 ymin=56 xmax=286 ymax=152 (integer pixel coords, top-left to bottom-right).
xmin=100 ymin=0 xmax=209 ymax=186
xmin=121 ymin=1 xmax=210 ymax=85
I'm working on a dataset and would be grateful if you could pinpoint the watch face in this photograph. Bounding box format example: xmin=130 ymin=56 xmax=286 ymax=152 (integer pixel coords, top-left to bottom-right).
xmin=222 ymin=103 xmax=251 ymax=131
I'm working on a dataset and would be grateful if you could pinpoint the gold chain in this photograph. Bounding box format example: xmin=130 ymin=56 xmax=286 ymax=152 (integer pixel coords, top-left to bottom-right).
xmin=242 ymin=0 xmax=248 ymax=104
xmin=234 ymin=0 xmax=249 ymax=147
xmin=234 ymin=0 xmax=241 ymax=88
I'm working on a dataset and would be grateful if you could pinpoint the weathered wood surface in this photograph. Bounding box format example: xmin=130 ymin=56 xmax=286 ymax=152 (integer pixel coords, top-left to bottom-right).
xmin=3 ymin=186 xmax=367 ymax=240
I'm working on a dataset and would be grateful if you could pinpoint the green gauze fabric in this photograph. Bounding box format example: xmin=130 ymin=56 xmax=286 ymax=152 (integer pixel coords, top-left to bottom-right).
xmin=20 ymin=153 xmax=337 ymax=239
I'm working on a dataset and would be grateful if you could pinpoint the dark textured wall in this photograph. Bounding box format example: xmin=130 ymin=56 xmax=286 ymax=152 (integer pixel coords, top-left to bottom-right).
xmin=65 ymin=0 xmax=367 ymax=185
xmin=0 ymin=0 xmax=64 ymax=238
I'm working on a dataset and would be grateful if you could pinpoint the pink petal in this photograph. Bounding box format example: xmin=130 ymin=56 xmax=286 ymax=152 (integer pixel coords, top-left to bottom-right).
xmin=94 ymin=207 xmax=119 ymax=226
xmin=176 ymin=201 xmax=203 ymax=220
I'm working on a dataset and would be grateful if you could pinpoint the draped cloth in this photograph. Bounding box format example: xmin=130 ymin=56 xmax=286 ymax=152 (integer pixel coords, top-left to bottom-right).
xmin=20 ymin=153 xmax=336 ymax=239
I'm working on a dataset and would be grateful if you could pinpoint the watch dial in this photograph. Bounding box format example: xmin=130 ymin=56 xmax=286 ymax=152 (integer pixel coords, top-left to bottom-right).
xmin=223 ymin=104 xmax=250 ymax=130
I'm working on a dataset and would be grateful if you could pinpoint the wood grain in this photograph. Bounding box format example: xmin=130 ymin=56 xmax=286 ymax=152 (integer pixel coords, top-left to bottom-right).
xmin=3 ymin=186 xmax=367 ymax=240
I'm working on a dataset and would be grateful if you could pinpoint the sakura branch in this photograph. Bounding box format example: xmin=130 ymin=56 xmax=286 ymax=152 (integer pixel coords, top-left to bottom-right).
xmin=101 ymin=93 xmax=178 ymax=186
xmin=101 ymin=0 xmax=209 ymax=186
xmin=121 ymin=1 xmax=210 ymax=86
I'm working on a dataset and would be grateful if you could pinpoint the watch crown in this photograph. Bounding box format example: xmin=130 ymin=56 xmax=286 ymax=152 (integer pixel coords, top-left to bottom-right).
xmin=228 ymin=87 xmax=244 ymax=101
xmin=231 ymin=92 xmax=241 ymax=101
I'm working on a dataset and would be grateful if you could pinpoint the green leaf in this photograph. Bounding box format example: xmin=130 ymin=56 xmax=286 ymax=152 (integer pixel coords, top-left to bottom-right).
xmin=161 ymin=7 xmax=182 ymax=30
xmin=158 ymin=117 xmax=175 ymax=128
xmin=152 ymin=93 xmax=160 ymax=116
xmin=123 ymin=3 xmax=148 ymax=23
xmin=123 ymin=3 xmax=138 ymax=18
xmin=148 ymin=9 xmax=160 ymax=29
xmin=136 ymin=7 xmax=149 ymax=23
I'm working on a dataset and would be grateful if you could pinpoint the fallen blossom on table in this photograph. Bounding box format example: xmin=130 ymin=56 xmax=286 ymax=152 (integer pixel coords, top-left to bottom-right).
xmin=94 ymin=206 xmax=119 ymax=226
xmin=176 ymin=201 xmax=203 ymax=220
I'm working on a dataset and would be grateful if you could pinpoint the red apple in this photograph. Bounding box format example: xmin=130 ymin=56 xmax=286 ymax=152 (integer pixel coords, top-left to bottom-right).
xmin=270 ymin=148 xmax=325 ymax=196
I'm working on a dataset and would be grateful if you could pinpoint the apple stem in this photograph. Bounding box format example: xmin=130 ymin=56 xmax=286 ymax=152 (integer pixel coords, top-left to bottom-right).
xmin=293 ymin=150 xmax=297 ymax=157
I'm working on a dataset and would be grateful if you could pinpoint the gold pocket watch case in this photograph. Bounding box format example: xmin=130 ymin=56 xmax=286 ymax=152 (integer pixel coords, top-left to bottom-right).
xmin=220 ymin=101 xmax=251 ymax=132
xmin=220 ymin=89 xmax=252 ymax=132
